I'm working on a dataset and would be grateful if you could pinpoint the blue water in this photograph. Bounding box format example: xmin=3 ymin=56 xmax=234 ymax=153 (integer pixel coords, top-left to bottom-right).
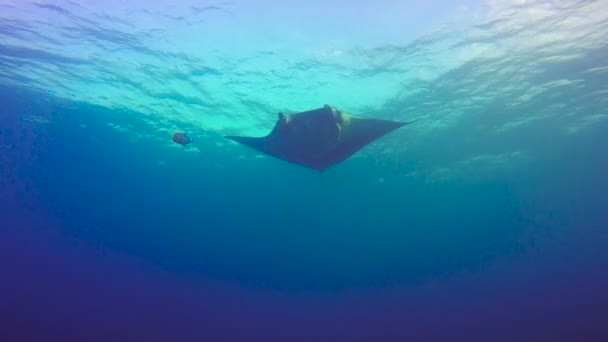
xmin=2 ymin=1 xmax=608 ymax=341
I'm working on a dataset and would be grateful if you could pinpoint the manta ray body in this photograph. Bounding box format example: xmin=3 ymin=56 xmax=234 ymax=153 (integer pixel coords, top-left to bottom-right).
xmin=226 ymin=105 xmax=416 ymax=171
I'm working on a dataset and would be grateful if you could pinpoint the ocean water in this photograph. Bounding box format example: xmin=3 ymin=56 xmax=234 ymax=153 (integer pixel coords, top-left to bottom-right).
xmin=1 ymin=1 xmax=608 ymax=341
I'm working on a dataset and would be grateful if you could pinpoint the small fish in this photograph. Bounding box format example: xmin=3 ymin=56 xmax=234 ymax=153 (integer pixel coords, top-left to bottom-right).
xmin=172 ymin=132 xmax=191 ymax=145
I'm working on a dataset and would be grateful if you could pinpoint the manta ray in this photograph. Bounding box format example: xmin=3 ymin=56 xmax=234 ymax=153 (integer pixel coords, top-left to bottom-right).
xmin=226 ymin=105 xmax=417 ymax=171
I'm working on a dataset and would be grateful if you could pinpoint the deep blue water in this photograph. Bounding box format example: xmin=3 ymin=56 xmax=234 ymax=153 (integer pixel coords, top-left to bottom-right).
xmin=2 ymin=81 xmax=608 ymax=341
xmin=2 ymin=1 xmax=608 ymax=339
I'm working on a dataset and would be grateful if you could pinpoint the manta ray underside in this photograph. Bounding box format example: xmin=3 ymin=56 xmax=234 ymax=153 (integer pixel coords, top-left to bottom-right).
xmin=225 ymin=105 xmax=417 ymax=171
